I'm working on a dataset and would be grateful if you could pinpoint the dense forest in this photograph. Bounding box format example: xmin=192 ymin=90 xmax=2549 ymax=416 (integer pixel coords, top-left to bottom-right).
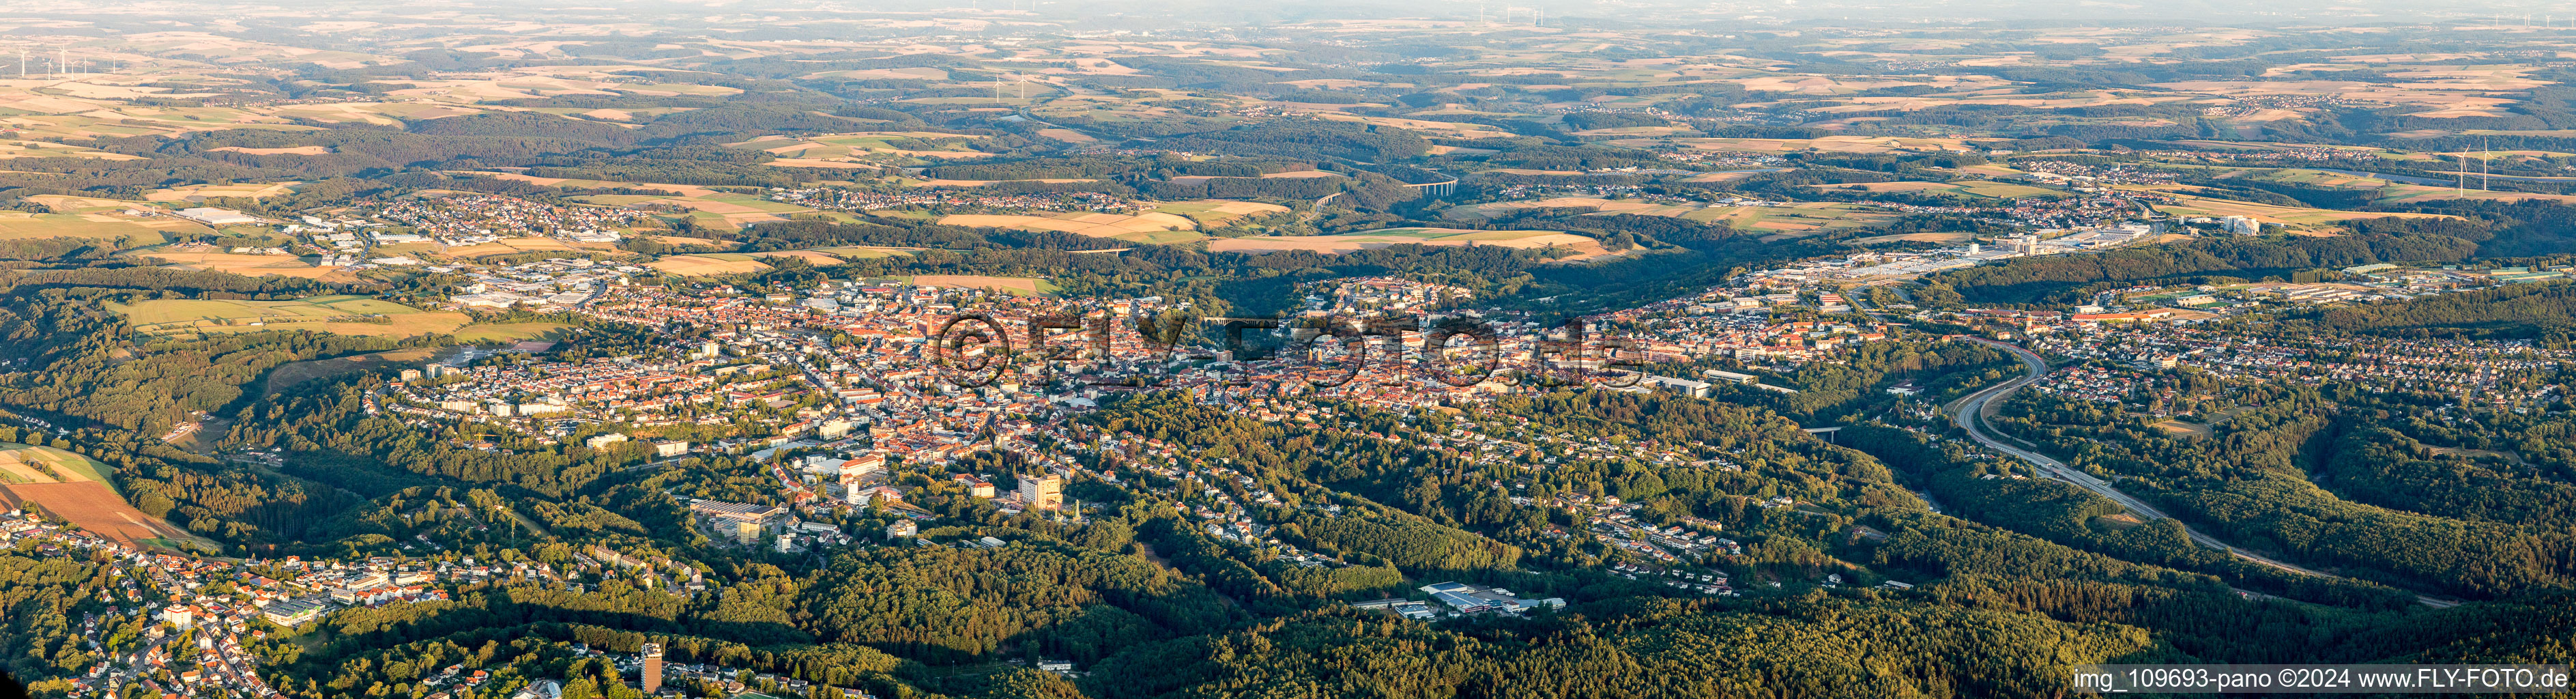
xmin=1928 ymin=217 xmax=2488 ymax=304
xmin=1987 ymin=386 xmax=2576 ymax=599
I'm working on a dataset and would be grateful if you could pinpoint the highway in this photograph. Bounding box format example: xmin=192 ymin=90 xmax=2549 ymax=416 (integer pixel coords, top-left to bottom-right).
xmin=1948 ymin=336 xmax=2460 ymax=609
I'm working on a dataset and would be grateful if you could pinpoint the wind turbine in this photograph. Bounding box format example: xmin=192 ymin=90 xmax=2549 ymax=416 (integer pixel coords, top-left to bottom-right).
xmin=2456 ymin=150 xmax=2466 ymax=197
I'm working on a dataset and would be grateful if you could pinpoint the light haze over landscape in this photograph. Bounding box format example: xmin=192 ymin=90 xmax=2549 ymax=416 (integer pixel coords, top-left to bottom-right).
xmin=0 ymin=1 xmax=2571 ymax=698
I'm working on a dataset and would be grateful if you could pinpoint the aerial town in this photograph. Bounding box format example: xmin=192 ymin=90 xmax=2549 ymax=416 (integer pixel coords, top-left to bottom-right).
xmin=3 ymin=1 xmax=2575 ymax=698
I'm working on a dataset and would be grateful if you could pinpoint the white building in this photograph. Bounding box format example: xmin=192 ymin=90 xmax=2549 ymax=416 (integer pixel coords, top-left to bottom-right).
xmin=173 ymin=208 xmax=259 ymax=226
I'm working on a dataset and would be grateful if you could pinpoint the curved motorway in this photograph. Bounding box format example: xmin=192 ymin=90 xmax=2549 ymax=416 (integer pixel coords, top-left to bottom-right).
xmin=1948 ymin=336 xmax=2459 ymax=609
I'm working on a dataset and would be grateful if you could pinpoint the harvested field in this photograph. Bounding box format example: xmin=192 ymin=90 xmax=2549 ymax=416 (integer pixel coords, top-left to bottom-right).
xmin=439 ymin=237 xmax=611 ymax=257
xmin=1149 ymin=200 xmax=1292 ymax=226
xmin=0 ymin=442 xmax=115 ymax=488
xmin=646 ymin=235 xmax=727 ymax=248
xmin=1211 ymin=227 xmax=1612 ymax=260
xmin=24 ymin=195 xmax=145 ymax=212
xmin=144 ymin=182 xmax=301 ymax=201
xmin=0 ymin=481 xmax=212 ymax=550
xmin=938 ymin=212 xmax=1202 ymax=242
xmin=0 ymin=212 xmax=182 ymax=247
xmin=749 ymin=250 xmax=850 ymax=266
xmin=1037 ymin=128 xmax=1096 ymax=143
xmin=648 ymin=255 xmax=773 ymax=276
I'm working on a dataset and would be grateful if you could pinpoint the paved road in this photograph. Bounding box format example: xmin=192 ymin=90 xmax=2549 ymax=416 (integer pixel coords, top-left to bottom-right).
xmin=1848 ymin=293 xmax=1894 ymax=322
xmin=1948 ymin=336 xmax=2459 ymax=609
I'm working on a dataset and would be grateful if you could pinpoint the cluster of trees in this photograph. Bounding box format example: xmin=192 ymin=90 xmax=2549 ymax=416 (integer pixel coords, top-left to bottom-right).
xmin=796 ymin=543 xmax=1238 ymax=663
xmin=2296 ymin=279 xmax=2576 ymax=340
xmin=737 ymin=218 xmax=1131 ymax=252
xmin=1082 ymin=600 xmax=2158 ymax=699
xmin=0 ymin=289 xmax=426 ymax=431
xmin=1559 ymin=111 xmax=1674 ymax=131
xmin=0 ymin=551 xmax=103 ymax=694
xmin=1279 ymin=509 xmax=1522 ymax=573
xmin=1988 ymin=386 xmax=2576 ymax=599
xmin=1477 ymin=143 xmax=1668 ymax=171
xmin=1929 ymin=218 xmax=2489 ymax=304
xmin=526 ymin=158 xmax=826 ymax=188
xmin=217 ymin=378 xmax=634 ymax=529
xmin=1140 ymin=175 xmax=1342 ymax=200
xmin=2317 ymin=423 xmax=2576 ymax=533
xmin=1149 ymin=119 xmax=1432 ymax=162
